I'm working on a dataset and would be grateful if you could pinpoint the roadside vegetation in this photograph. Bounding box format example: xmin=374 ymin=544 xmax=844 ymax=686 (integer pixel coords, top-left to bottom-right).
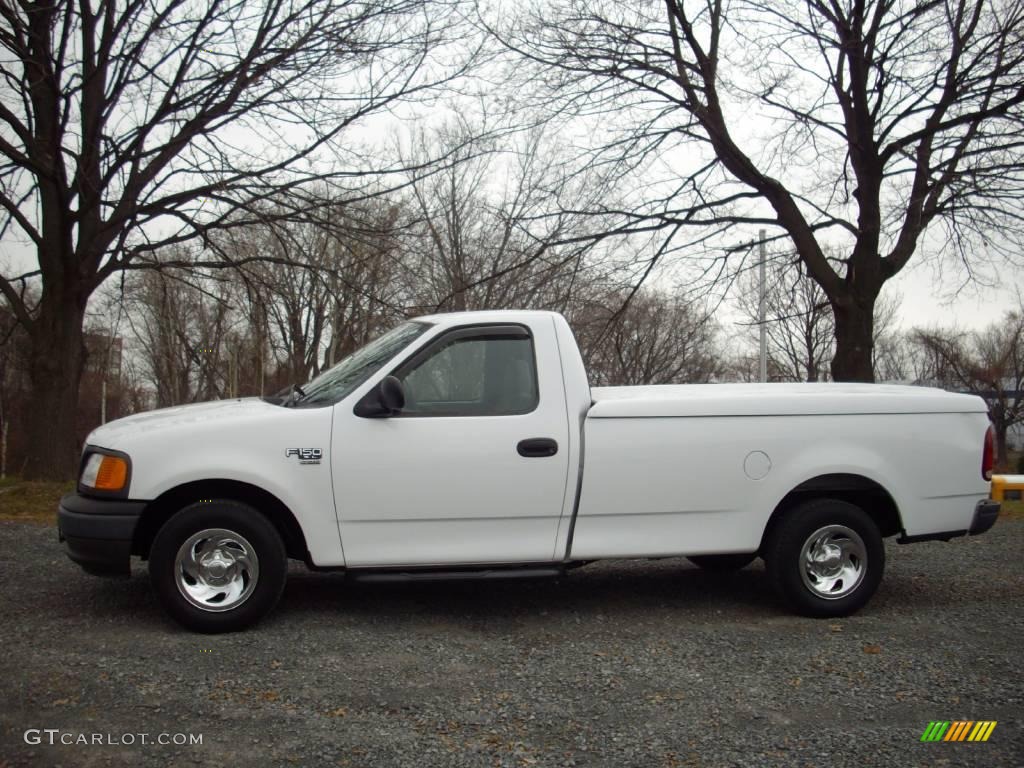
xmin=0 ymin=480 xmax=72 ymax=525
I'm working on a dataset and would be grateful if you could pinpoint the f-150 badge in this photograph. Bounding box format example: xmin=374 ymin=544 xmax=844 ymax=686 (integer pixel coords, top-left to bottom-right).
xmin=285 ymin=448 xmax=322 ymax=465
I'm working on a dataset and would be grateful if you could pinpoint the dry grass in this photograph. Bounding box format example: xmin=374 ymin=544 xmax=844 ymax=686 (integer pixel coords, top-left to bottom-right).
xmin=0 ymin=480 xmax=72 ymax=525
xmin=1004 ymin=449 xmax=1023 ymax=475
xmin=999 ymin=499 xmax=1024 ymax=520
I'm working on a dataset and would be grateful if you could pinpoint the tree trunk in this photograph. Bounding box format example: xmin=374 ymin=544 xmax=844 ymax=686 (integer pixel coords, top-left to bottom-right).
xmin=991 ymin=410 xmax=1009 ymax=472
xmin=995 ymin=429 xmax=1009 ymax=473
xmin=831 ymin=301 xmax=875 ymax=382
xmin=22 ymin=295 xmax=88 ymax=481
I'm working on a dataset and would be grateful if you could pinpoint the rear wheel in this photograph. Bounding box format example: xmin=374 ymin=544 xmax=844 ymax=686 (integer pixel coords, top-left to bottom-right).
xmin=687 ymin=553 xmax=757 ymax=571
xmin=764 ymin=498 xmax=884 ymax=618
xmin=148 ymin=500 xmax=287 ymax=633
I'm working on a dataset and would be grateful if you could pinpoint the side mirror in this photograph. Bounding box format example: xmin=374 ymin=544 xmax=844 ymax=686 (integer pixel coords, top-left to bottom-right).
xmin=354 ymin=375 xmax=405 ymax=418
xmin=379 ymin=375 xmax=405 ymax=413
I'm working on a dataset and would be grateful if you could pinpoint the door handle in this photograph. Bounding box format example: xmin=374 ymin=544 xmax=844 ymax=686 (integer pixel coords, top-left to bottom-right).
xmin=517 ymin=438 xmax=558 ymax=458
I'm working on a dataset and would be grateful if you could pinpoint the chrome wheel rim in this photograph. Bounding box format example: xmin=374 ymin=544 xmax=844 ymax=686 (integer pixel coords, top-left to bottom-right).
xmin=174 ymin=528 xmax=259 ymax=612
xmin=799 ymin=524 xmax=866 ymax=600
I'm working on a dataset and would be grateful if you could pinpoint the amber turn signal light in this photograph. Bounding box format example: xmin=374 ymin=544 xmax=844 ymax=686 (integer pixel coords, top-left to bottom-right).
xmin=94 ymin=455 xmax=128 ymax=491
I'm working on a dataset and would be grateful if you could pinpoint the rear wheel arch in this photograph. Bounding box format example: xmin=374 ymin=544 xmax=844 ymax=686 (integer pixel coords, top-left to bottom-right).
xmin=759 ymin=473 xmax=902 ymax=552
xmin=132 ymin=480 xmax=310 ymax=564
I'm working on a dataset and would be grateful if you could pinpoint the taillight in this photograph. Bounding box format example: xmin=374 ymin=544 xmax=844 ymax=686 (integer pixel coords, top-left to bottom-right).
xmin=982 ymin=425 xmax=994 ymax=480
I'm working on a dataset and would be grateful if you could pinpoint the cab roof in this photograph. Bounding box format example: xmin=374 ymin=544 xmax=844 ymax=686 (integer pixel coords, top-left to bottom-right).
xmin=411 ymin=309 xmax=565 ymax=327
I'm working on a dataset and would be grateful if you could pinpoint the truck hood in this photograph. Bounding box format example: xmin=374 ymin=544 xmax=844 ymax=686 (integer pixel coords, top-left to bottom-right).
xmin=86 ymin=398 xmax=283 ymax=448
xmin=588 ymin=383 xmax=988 ymax=418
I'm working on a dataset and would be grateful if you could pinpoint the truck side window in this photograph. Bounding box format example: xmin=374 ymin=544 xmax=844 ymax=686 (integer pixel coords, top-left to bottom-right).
xmin=399 ymin=335 xmax=539 ymax=416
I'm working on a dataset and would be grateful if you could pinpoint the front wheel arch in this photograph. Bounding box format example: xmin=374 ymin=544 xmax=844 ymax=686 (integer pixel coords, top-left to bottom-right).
xmin=133 ymin=479 xmax=309 ymax=563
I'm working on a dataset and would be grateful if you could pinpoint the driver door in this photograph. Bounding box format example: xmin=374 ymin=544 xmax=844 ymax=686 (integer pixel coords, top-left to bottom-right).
xmin=330 ymin=322 xmax=570 ymax=566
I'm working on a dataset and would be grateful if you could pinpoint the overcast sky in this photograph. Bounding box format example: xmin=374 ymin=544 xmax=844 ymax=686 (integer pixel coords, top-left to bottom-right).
xmin=1 ymin=0 xmax=1020 ymax=339
xmin=889 ymin=259 xmax=1018 ymax=331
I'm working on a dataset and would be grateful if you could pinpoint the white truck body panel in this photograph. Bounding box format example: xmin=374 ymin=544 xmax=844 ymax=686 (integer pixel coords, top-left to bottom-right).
xmin=572 ymin=410 xmax=990 ymax=559
xmin=86 ymin=399 xmax=345 ymax=566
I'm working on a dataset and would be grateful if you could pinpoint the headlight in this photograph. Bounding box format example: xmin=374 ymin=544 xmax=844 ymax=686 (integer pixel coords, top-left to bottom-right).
xmin=79 ymin=449 xmax=130 ymax=494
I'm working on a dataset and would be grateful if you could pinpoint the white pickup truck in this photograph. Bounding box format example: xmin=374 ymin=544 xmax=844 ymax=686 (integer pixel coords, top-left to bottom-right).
xmin=58 ymin=310 xmax=999 ymax=632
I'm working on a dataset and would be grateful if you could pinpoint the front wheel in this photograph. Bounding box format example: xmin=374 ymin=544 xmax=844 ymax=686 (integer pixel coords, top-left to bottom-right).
xmin=148 ymin=500 xmax=287 ymax=633
xmin=764 ymin=498 xmax=884 ymax=618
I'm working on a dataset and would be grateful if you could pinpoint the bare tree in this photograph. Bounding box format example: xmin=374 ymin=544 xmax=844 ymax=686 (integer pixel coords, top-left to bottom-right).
xmin=0 ymin=302 xmax=28 ymax=476
xmin=913 ymin=306 xmax=1024 ymax=468
xmin=723 ymin=347 xmax=790 ymax=384
xmin=398 ymin=123 xmax=599 ymax=314
xmin=0 ymin=0 xmax=472 ymax=478
xmin=736 ymin=257 xmax=835 ymax=382
xmin=237 ymin=230 xmax=334 ymax=387
xmin=871 ymin=331 xmax=916 ymax=382
xmin=125 ymin=269 xmax=240 ymax=407
xmin=320 ymin=203 xmax=407 ymax=365
xmin=736 ymin=253 xmax=902 ymax=382
xmin=870 ymin=297 xmax=913 ymax=382
xmin=573 ymin=289 xmax=722 ymax=386
xmin=499 ymin=1 xmax=1024 ymax=383
xmin=224 ymin=198 xmax=407 ymax=389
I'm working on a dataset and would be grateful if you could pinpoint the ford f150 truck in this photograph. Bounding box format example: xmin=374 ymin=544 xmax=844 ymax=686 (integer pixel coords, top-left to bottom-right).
xmin=58 ymin=310 xmax=999 ymax=632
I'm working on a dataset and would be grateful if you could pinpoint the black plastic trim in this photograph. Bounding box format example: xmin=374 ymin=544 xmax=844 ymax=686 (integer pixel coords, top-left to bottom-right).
xmin=517 ymin=438 xmax=558 ymax=457
xmin=77 ymin=445 xmax=133 ymax=499
xmin=562 ymin=409 xmax=587 ymax=561
xmin=345 ymin=563 xmax=565 ymax=583
xmin=897 ymin=530 xmax=966 ymax=545
xmin=969 ymin=499 xmax=1000 ymax=536
xmin=58 ymin=493 xmax=147 ymax=577
xmin=60 ymin=492 xmax=147 ymax=521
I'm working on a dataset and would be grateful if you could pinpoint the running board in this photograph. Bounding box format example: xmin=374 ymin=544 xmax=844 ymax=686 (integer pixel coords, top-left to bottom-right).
xmin=346 ymin=565 xmax=565 ymax=584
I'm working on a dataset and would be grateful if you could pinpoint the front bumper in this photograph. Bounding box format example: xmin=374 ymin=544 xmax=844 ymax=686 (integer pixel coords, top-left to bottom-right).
xmin=57 ymin=493 xmax=147 ymax=577
xmin=898 ymin=498 xmax=1000 ymax=545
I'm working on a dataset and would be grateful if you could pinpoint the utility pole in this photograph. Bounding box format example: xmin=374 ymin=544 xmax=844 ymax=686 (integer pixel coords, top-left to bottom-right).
xmin=758 ymin=229 xmax=767 ymax=383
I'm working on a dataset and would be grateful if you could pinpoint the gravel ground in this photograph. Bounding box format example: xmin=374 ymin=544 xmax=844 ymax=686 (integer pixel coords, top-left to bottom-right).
xmin=0 ymin=520 xmax=1021 ymax=768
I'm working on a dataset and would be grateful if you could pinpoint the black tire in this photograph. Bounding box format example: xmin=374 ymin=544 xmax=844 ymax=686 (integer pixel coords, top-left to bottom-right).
xmin=764 ymin=498 xmax=884 ymax=618
xmin=687 ymin=553 xmax=757 ymax=571
xmin=148 ymin=500 xmax=287 ymax=633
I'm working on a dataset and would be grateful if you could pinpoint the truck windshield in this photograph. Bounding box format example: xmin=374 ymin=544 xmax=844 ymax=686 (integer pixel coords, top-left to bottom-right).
xmin=294 ymin=322 xmax=431 ymax=407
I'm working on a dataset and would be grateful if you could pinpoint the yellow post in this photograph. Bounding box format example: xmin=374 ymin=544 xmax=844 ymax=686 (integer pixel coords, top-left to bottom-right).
xmin=990 ymin=475 xmax=1024 ymax=502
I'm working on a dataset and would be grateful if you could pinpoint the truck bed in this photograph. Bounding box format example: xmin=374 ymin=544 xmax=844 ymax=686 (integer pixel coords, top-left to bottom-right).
xmin=573 ymin=382 xmax=991 ymax=559
xmin=587 ymin=383 xmax=986 ymax=418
